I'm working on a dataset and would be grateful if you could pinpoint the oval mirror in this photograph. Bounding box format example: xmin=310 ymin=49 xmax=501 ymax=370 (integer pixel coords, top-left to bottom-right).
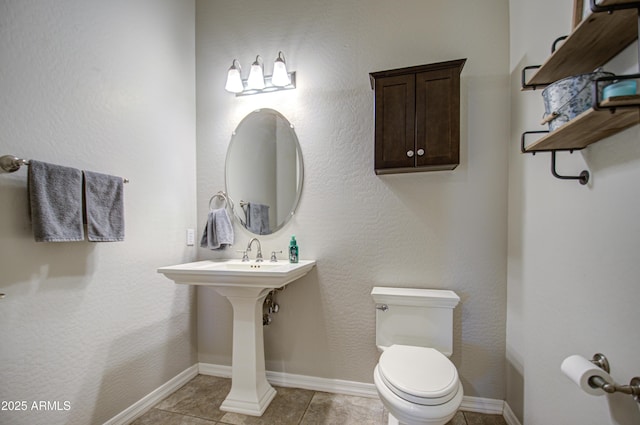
xmin=225 ymin=109 xmax=303 ymax=235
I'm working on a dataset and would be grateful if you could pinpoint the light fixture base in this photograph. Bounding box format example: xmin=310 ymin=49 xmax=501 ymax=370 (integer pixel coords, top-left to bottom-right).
xmin=235 ymin=72 xmax=296 ymax=97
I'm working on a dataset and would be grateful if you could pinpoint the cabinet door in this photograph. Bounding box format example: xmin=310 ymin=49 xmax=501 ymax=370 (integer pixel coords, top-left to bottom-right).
xmin=374 ymin=74 xmax=415 ymax=171
xmin=415 ymin=68 xmax=460 ymax=169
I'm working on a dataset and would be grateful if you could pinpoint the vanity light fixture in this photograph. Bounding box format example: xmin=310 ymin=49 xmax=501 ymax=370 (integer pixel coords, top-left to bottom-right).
xmin=224 ymin=52 xmax=296 ymax=96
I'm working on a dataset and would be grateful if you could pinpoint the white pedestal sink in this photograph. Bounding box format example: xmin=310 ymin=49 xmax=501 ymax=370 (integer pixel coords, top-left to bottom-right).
xmin=158 ymin=259 xmax=316 ymax=416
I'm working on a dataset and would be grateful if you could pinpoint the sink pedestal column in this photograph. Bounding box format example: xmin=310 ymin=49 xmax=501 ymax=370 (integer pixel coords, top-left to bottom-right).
xmin=214 ymin=286 xmax=276 ymax=416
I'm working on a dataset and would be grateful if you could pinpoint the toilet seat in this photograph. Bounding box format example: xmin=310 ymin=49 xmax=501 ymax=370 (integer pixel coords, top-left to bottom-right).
xmin=378 ymin=345 xmax=459 ymax=406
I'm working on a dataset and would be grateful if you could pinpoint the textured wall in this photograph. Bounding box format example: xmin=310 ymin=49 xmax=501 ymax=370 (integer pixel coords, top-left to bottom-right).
xmin=0 ymin=1 xmax=197 ymax=424
xmin=196 ymin=0 xmax=510 ymax=399
xmin=508 ymin=1 xmax=640 ymax=423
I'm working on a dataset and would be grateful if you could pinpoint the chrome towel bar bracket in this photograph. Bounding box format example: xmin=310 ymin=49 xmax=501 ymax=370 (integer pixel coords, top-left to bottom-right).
xmin=0 ymin=155 xmax=29 ymax=173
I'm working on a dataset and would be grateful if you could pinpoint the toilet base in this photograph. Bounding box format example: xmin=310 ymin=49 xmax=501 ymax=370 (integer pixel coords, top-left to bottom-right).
xmin=388 ymin=412 xmax=400 ymax=425
xmin=388 ymin=411 xmax=462 ymax=425
xmin=387 ymin=413 xmax=456 ymax=425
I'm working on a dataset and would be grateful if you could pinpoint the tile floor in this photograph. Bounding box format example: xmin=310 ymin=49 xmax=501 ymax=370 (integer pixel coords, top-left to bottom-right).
xmin=131 ymin=375 xmax=507 ymax=425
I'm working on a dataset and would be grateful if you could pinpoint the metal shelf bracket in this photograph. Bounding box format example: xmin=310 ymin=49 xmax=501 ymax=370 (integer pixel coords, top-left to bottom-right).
xmin=521 ymin=131 xmax=590 ymax=185
xmin=551 ymin=151 xmax=590 ymax=185
xmin=521 ymin=65 xmax=542 ymax=90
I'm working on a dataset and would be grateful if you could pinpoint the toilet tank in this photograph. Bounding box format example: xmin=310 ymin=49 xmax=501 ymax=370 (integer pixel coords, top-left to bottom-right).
xmin=371 ymin=287 xmax=460 ymax=356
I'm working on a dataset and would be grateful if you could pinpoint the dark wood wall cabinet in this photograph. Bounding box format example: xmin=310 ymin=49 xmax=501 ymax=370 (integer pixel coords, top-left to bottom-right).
xmin=370 ymin=59 xmax=466 ymax=175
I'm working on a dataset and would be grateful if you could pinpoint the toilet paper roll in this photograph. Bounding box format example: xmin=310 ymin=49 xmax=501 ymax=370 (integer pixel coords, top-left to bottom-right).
xmin=561 ymin=354 xmax=613 ymax=396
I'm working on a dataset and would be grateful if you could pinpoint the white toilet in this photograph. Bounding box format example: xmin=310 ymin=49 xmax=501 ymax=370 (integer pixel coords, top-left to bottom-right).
xmin=371 ymin=287 xmax=463 ymax=425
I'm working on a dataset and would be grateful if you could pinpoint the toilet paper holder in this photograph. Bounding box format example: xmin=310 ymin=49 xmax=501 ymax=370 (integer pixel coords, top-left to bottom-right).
xmin=588 ymin=353 xmax=640 ymax=403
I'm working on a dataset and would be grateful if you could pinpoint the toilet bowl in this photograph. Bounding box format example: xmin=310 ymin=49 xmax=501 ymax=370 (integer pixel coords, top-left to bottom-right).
xmin=374 ymin=345 xmax=463 ymax=425
xmin=371 ymin=287 xmax=462 ymax=425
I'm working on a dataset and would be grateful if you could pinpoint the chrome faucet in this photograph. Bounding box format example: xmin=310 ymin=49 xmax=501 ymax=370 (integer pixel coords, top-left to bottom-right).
xmin=246 ymin=237 xmax=264 ymax=262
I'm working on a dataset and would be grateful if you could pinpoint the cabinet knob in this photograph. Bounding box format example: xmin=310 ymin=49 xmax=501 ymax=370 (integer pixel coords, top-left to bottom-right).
xmin=406 ymin=150 xmax=414 ymax=158
xmin=417 ymin=149 xmax=425 ymax=156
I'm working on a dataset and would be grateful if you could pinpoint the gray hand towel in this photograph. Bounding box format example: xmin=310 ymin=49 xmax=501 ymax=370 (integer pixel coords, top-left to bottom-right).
xmin=200 ymin=210 xmax=215 ymax=248
xmin=83 ymin=170 xmax=125 ymax=242
xmin=246 ymin=202 xmax=270 ymax=235
xmin=200 ymin=208 xmax=234 ymax=250
xmin=28 ymin=160 xmax=84 ymax=242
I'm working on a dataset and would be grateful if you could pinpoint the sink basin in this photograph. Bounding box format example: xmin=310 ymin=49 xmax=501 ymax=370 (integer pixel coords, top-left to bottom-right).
xmin=157 ymin=258 xmax=316 ymax=416
xmin=157 ymin=259 xmax=316 ymax=288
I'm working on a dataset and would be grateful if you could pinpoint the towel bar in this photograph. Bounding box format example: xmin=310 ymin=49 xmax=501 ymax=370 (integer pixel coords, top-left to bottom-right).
xmin=0 ymin=155 xmax=129 ymax=183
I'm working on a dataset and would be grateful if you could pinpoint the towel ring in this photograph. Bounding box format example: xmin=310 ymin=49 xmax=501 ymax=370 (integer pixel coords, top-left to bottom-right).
xmin=209 ymin=191 xmax=234 ymax=212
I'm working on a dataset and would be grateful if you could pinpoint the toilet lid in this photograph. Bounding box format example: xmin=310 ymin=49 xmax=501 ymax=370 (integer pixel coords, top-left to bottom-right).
xmin=378 ymin=345 xmax=459 ymax=405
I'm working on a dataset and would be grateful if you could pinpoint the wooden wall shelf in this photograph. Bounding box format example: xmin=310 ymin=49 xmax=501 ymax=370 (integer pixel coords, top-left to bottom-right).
xmin=522 ymin=6 xmax=638 ymax=90
xmin=520 ymin=1 xmax=640 ymax=184
xmin=523 ymin=106 xmax=640 ymax=152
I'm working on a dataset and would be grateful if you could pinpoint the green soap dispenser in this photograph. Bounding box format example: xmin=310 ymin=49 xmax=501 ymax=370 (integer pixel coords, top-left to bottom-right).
xmin=289 ymin=235 xmax=299 ymax=263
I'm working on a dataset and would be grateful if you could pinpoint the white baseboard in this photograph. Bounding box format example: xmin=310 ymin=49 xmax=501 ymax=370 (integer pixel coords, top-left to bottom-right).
xmin=268 ymin=369 xmax=381 ymax=399
xmin=502 ymin=401 xmax=523 ymax=425
xmin=459 ymin=395 xmax=505 ymax=415
xmin=198 ymin=362 xmax=509 ymax=417
xmin=106 ymin=362 xmax=519 ymax=424
xmin=198 ymin=362 xmax=378 ymax=398
xmin=103 ymin=364 xmax=198 ymax=425
xmin=198 ymin=362 xmax=232 ymax=379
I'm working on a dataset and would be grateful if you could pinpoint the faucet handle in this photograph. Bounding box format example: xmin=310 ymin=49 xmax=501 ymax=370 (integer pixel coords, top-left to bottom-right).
xmin=236 ymin=250 xmax=250 ymax=262
xmin=270 ymin=250 xmax=283 ymax=262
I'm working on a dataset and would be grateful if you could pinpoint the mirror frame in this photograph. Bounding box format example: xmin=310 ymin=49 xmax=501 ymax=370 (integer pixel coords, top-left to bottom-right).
xmin=224 ymin=108 xmax=304 ymax=235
